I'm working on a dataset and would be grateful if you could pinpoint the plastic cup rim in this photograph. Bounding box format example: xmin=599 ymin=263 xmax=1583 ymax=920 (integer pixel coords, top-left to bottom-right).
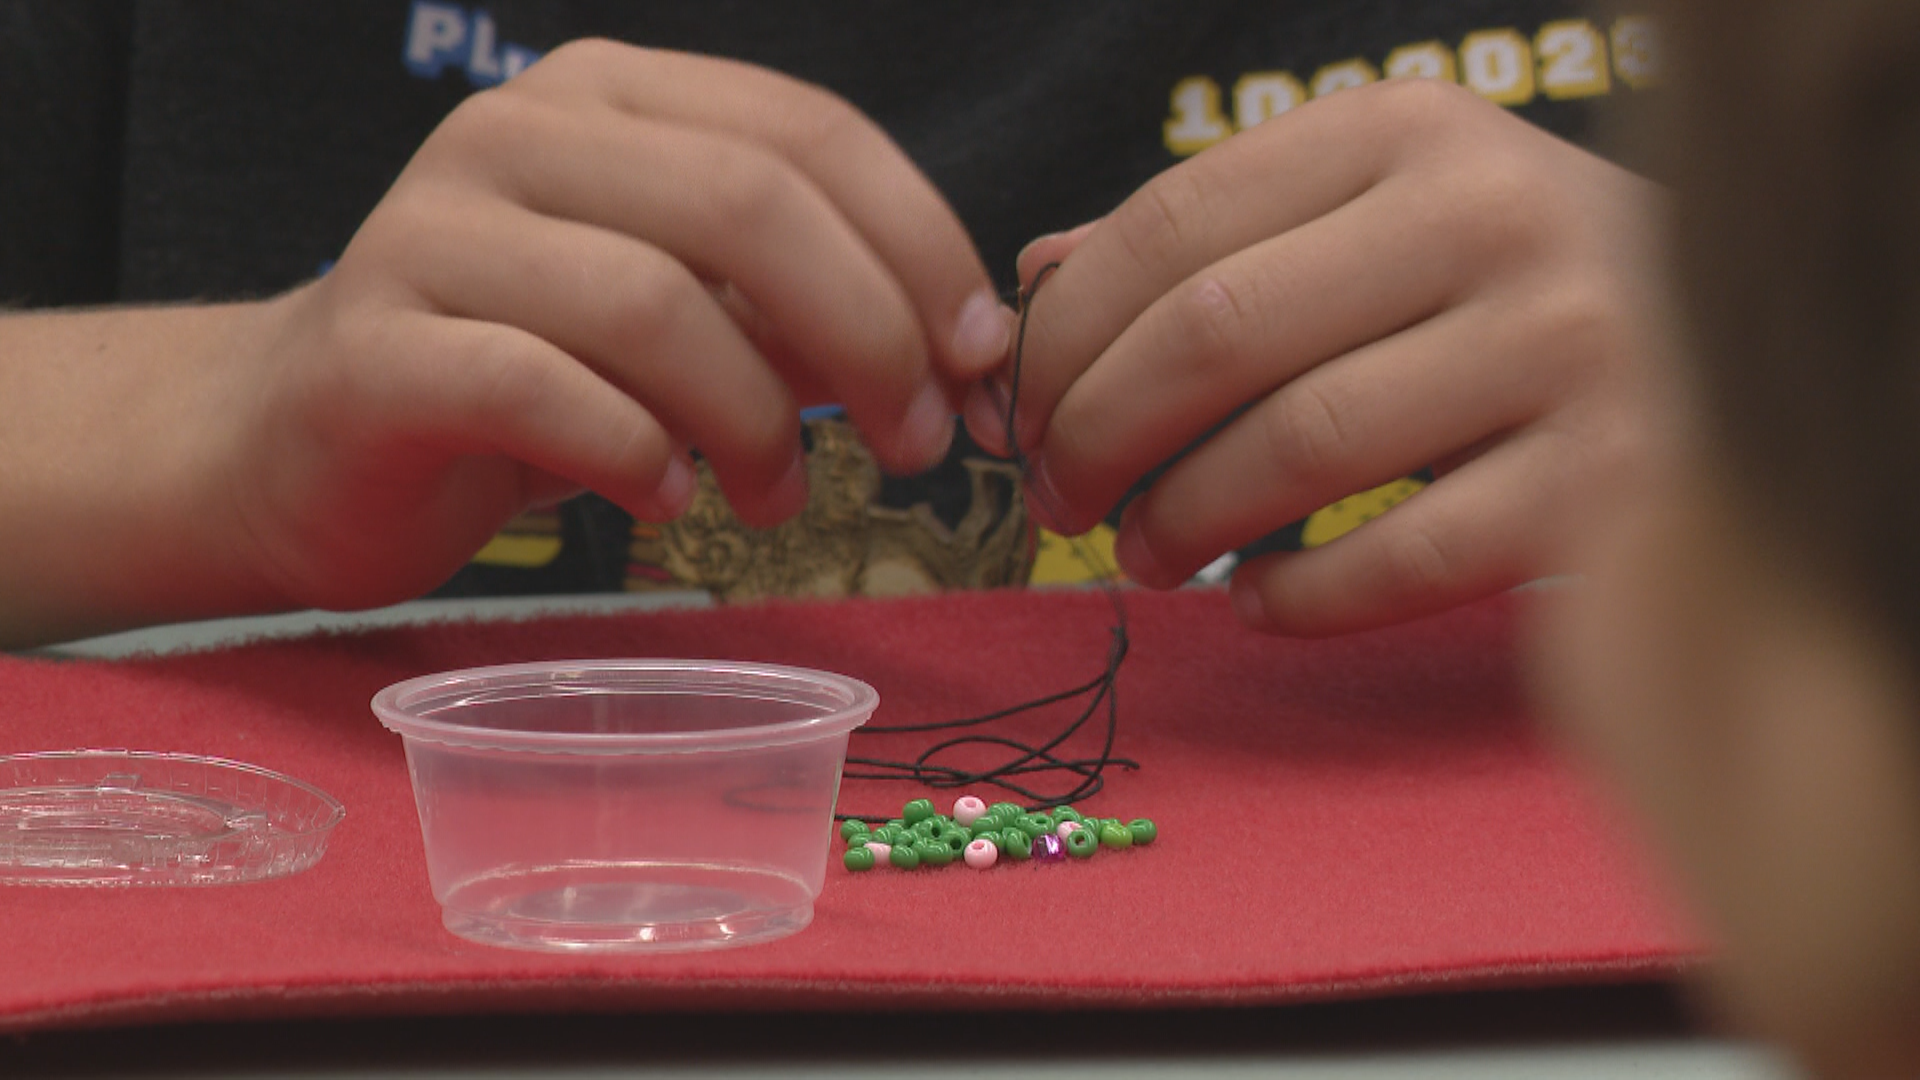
xmin=369 ymin=658 xmax=878 ymax=755
xmin=0 ymin=748 xmax=346 ymax=832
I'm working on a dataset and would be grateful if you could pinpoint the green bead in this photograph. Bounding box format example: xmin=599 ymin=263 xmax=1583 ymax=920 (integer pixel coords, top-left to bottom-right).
xmin=871 ymin=824 xmax=906 ymax=844
xmin=889 ymin=843 xmax=921 ymax=870
xmin=1127 ymin=819 xmax=1157 ymax=845
xmin=913 ymin=838 xmax=952 ymax=867
xmin=926 ymin=817 xmax=963 ymax=842
xmin=943 ymin=834 xmax=969 ymax=857
xmin=903 ymin=798 xmax=936 ymax=825
xmin=844 ymin=846 xmax=877 ymax=871
xmin=1001 ymin=830 xmax=1032 ymax=860
xmin=970 ymin=829 xmax=1002 ymax=850
xmin=1051 ymin=805 xmax=1083 ymax=825
xmin=846 ymin=833 xmax=870 ymax=849
xmin=990 ymin=802 xmax=1024 ymax=821
xmin=1065 ymin=828 xmax=1098 ymax=859
xmin=1016 ymin=814 xmax=1052 ymax=840
xmin=1097 ymin=821 xmax=1133 ymax=850
xmin=840 ymin=819 xmax=870 ymax=842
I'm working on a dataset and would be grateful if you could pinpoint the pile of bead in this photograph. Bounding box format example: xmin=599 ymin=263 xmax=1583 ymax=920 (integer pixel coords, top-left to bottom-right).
xmin=840 ymin=795 xmax=1156 ymax=872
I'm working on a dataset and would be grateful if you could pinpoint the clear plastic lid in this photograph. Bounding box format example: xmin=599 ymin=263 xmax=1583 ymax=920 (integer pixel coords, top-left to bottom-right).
xmin=0 ymin=750 xmax=344 ymax=886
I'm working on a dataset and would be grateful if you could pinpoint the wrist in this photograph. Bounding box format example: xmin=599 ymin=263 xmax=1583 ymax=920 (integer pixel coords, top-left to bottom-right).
xmin=0 ymin=300 xmax=292 ymax=648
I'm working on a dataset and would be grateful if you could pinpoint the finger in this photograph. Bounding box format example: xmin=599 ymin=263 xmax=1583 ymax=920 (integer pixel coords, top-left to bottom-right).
xmin=964 ymin=221 xmax=1102 ymax=455
xmin=379 ymin=196 xmax=808 ymax=527
xmin=1030 ymin=177 xmax=1473 ymax=535
xmin=440 ymin=96 xmax=952 ymax=473
xmin=519 ymin=469 xmax=589 ymax=510
xmin=1225 ymin=435 xmax=1564 ymax=637
xmin=708 ymin=281 xmax=832 ymax=407
xmin=511 ymin=40 xmax=1011 ymax=388
xmin=367 ymin=310 xmax=696 ymax=523
xmin=984 ymin=81 xmax=1440 ymax=454
xmin=1015 ymin=219 xmax=1100 ymax=285
xmin=1104 ymin=291 xmax=1569 ymax=587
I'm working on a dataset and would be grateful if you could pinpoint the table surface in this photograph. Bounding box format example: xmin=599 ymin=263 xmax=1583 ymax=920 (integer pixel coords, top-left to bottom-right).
xmin=9 ymin=593 xmax=1800 ymax=1080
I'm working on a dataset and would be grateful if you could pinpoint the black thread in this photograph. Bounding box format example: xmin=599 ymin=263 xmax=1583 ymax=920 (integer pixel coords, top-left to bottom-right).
xmin=836 ymin=263 xmax=1137 ymax=819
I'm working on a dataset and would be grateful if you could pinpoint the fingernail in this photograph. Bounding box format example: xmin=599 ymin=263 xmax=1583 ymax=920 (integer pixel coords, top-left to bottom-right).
xmin=951 ymin=289 xmax=1013 ymax=377
xmin=963 ymin=381 xmax=1011 ymax=458
xmin=1017 ymin=231 xmax=1066 ymax=270
xmin=1230 ymin=577 xmax=1270 ymax=629
xmin=1018 ymin=220 xmax=1098 ymax=274
xmin=898 ymin=382 xmax=956 ymax=471
xmin=1024 ymin=454 xmax=1069 ymax=534
xmin=1111 ymin=523 xmax=1167 ymax=588
xmin=646 ymin=455 xmax=696 ymax=520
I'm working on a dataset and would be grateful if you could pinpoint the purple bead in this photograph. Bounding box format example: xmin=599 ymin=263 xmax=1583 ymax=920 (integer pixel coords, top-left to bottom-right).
xmin=1032 ymin=833 xmax=1066 ymax=863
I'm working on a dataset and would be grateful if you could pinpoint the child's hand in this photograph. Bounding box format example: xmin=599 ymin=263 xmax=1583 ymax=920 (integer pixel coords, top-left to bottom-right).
xmin=965 ymin=79 xmax=1665 ymax=636
xmin=221 ymin=41 xmax=1009 ymax=611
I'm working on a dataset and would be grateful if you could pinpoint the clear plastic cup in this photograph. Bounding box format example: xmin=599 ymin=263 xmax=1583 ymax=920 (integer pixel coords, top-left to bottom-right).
xmin=371 ymin=659 xmax=876 ymax=953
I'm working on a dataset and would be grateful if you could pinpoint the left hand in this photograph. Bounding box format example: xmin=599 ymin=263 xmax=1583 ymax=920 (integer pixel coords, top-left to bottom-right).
xmin=966 ymin=78 xmax=1668 ymax=636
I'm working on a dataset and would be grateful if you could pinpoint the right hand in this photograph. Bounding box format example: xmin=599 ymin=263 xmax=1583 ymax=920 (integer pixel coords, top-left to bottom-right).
xmin=221 ymin=40 xmax=1012 ymax=610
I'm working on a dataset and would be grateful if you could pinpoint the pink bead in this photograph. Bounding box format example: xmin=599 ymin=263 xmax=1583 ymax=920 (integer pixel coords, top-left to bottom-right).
xmin=952 ymin=795 xmax=987 ymax=827
xmin=866 ymin=842 xmax=891 ymax=863
xmin=1056 ymin=821 xmax=1082 ymax=839
xmin=963 ymin=838 xmax=998 ymax=869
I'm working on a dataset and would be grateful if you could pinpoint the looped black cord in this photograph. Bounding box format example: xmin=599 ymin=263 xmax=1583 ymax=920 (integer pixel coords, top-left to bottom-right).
xmin=838 ymin=263 xmax=1136 ymax=818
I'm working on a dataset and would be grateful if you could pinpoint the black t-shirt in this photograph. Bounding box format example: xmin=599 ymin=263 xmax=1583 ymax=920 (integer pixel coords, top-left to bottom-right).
xmin=0 ymin=1 xmax=1659 ymax=596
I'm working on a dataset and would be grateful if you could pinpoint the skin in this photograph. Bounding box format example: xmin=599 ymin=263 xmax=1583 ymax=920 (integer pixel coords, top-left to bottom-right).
xmin=1535 ymin=431 xmax=1920 ymax=1077
xmin=0 ymin=41 xmax=1013 ymax=648
xmin=970 ymin=78 xmax=1664 ymax=638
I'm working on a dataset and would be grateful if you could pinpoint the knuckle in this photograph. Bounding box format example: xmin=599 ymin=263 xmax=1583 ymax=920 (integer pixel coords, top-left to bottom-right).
xmin=1435 ymin=166 xmax=1555 ymax=276
xmin=1261 ymin=380 xmax=1359 ymax=485
xmin=1539 ymin=284 xmax=1616 ymax=357
xmin=1111 ymin=168 xmax=1208 ymax=275
xmin=602 ymin=254 xmax=694 ymax=350
xmin=1170 ymin=275 xmax=1256 ymax=382
xmin=743 ymin=406 xmax=801 ymax=466
xmin=1380 ymin=520 xmax=1458 ymax=600
xmin=848 ymin=304 xmax=926 ymax=381
xmin=1366 ymin=77 xmax=1484 ymax=146
xmin=783 ymin=84 xmax=878 ymax=159
xmin=534 ymin=37 xmax=631 ymax=79
xmin=1527 ymin=283 xmax=1628 ymax=395
xmin=460 ymin=331 xmax=552 ymax=425
xmin=431 ymin=88 xmax=546 ymax=163
xmin=699 ymin=143 xmax=802 ymax=236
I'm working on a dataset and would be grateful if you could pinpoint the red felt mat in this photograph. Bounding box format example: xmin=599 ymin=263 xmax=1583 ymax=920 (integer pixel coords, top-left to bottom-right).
xmin=0 ymin=588 xmax=1699 ymax=1032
